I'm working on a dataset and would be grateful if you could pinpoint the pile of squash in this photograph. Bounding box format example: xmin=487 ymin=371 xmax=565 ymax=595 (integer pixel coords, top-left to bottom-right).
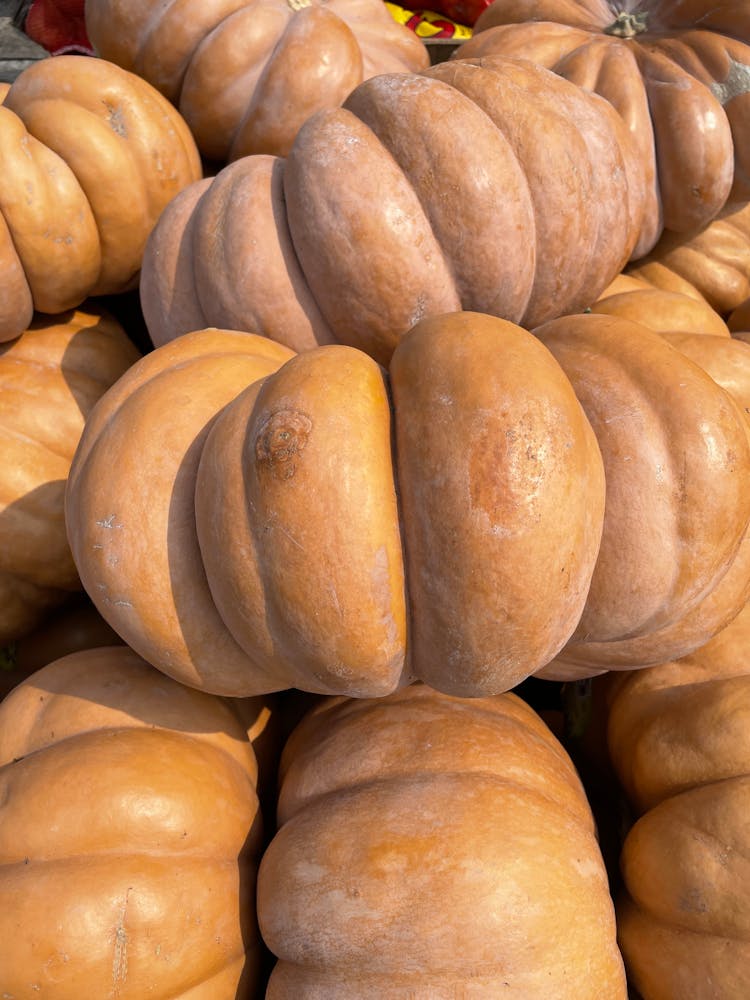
xmin=2 ymin=0 xmax=750 ymax=995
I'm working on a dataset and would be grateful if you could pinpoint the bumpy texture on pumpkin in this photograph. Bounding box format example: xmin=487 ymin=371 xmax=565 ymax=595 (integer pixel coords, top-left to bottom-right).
xmin=0 ymin=307 xmax=140 ymax=647
xmin=258 ymin=683 xmax=627 ymax=997
xmin=0 ymin=646 xmax=265 ymax=998
xmin=462 ymin=0 xmax=750 ymax=257
xmin=85 ymin=0 xmax=429 ymax=162
xmin=140 ymin=55 xmax=647 ymax=366
xmin=0 ymin=55 xmax=202 ymax=341
xmin=607 ymin=602 xmax=750 ymax=999
xmin=65 ymin=315 xmax=606 ymax=698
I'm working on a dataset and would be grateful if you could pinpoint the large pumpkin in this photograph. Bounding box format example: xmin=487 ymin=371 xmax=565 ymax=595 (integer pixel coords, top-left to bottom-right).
xmin=85 ymin=0 xmax=429 ymax=162
xmin=65 ymin=315 xmax=606 ymax=698
xmin=0 ymin=307 xmax=140 ymax=647
xmin=140 ymin=55 xmax=646 ymax=364
xmin=0 ymin=55 xmax=201 ymax=341
xmin=257 ymin=683 xmax=627 ymax=997
xmin=461 ymin=0 xmax=750 ymax=257
xmin=607 ymin=601 xmax=750 ymax=999
xmin=628 ymin=199 xmax=750 ymax=316
xmin=532 ymin=312 xmax=750 ymax=675
xmin=0 ymin=646 xmax=265 ymax=997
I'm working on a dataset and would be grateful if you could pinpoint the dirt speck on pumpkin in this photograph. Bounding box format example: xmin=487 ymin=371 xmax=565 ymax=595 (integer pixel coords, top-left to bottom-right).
xmin=103 ymin=102 xmax=128 ymax=138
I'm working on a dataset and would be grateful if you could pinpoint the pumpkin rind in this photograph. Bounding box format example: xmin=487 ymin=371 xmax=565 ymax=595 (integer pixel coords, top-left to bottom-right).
xmin=0 ymin=646 xmax=264 ymax=998
xmin=257 ymin=684 xmax=627 ymax=997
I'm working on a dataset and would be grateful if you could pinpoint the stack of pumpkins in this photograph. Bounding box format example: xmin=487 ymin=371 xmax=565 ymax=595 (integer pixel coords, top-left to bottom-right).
xmin=1 ymin=0 xmax=750 ymax=995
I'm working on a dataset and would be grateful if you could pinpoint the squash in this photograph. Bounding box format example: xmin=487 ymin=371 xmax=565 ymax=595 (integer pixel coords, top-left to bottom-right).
xmin=607 ymin=602 xmax=750 ymax=999
xmin=0 ymin=307 xmax=140 ymax=648
xmin=257 ymin=683 xmax=627 ymax=997
xmin=85 ymin=0 xmax=429 ymax=162
xmin=591 ymin=286 xmax=730 ymax=337
xmin=461 ymin=0 xmax=750 ymax=257
xmin=0 ymin=54 xmax=202 ymax=340
xmin=628 ymin=199 xmax=750 ymax=317
xmin=532 ymin=312 xmax=750 ymax=674
xmin=65 ymin=314 xmax=606 ymax=698
xmin=0 ymin=646 xmax=265 ymax=997
xmin=140 ymin=55 xmax=646 ymax=364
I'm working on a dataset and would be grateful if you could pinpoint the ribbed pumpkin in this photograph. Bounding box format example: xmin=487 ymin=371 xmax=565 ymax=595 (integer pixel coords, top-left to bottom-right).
xmin=0 ymin=307 xmax=140 ymax=647
xmin=65 ymin=314 xmax=606 ymax=698
xmin=0 ymin=54 xmax=201 ymax=341
xmin=461 ymin=0 xmax=750 ymax=257
xmin=140 ymin=55 xmax=646 ymax=364
xmin=0 ymin=645 xmax=265 ymax=998
xmin=592 ymin=283 xmax=731 ymax=337
xmin=85 ymin=0 xmax=429 ymax=162
xmin=607 ymin=601 xmax=750 ymax=999
xmin=257 ymin=683 xmax=627 ymax=997
xmin=628 ymin=199 xmax=750 ymax=316
xmin=532 ymin=312 xmax=750 ymax=676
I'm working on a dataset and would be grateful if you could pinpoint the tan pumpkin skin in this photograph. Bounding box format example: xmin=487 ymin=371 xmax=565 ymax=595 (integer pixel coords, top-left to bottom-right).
xmin=85 ymin=0 xmax=429 ymax=162
xmin=628 ymin=199 xmax=750 ymax=316
xmin=607 ymin=603 xmax=750 ymax=999
xmin=65 ymin=329 xmax=297 ymax=697
xmin=67 ymin=313 xmax=606 ymax=698
xmin=258 ymin=684 xmax=626 ymax=997
xmin=0 ymin=55 xmax=201 ymax=339
xmin=590 ymin=286 xmax=731 ymax=337
xmin=464 ymin=0 xmax=750 ymax=255
xmin=390 ymin=311 xmax=605 ymax=695
xmin=0 ymin=646 xmax=264 ymax=998
xmin=141 ymin=55 xmax=646 ymax=364
xmin=0 ymin=308 xmax=140 ymax=647
xmin=532 ymin=313 xmax=750 ymax=671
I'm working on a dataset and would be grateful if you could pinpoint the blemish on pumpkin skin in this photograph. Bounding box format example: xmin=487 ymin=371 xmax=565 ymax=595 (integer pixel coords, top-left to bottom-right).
xmin=255 ymin=409 xmax=312 ymax=480
xmin=104 ymin=102 xmax=128 ymax=138
xmin=112 ymin=888 xmax=133 ymax=991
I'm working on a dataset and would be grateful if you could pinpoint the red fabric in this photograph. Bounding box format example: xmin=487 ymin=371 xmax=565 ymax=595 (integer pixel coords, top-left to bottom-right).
xmin=24 ymin=0 xmax=93 ymax=56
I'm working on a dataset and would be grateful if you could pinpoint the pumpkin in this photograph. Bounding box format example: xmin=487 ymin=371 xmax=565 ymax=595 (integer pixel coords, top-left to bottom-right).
xmin=140 ymin=55 xmax=646 ymax=364
xmin=531 ymin=312 xmax=750 ymax=675
xmin=607 ymin=601 xmax=750 ymax=999
xmin=0 ymin=645 xmax=265 ymax=997
xmin=65 ymin=314 xmax=606 ymax=698
xmin=0 ymin=54 xmax=202 ymax=341
xmin=460 ymin=0 xmax=750 ymax=257
xmin=256 ymin=683 xmax=627 ymax=997
xmin=0 ymin=594 xmax=123 ymax=700
xmin=628 ymin=199 xmax=750 ymax=316
xmin=591 ymin=284 xmax=731 ymax=337
xmin=0 ymin=306 xmax=140 ymax=648
xmin=84 ymin=0 xmax=429 ymax=163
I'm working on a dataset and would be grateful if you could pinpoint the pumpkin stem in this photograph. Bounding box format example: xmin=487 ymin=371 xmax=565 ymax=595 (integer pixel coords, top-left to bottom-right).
xmin=287 ymin=0 xmax=313 ymax=9
xmin=604 ymin=10 xmax=649 ymax=37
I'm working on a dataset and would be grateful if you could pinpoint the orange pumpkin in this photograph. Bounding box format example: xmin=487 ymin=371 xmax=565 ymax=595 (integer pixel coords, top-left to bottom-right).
xmin=591 ymin=283 xmax=730 ymax=336
xmin=85 ymin=0 xmax=429 ymax=162
xmin=140 ymin=55 xmax=647 ymax=363
xmin=0 ymin=646 xmax=265 ymax=997
xmin=461 ymin=0 xmax=750 ymax=256
xmin=607 ymin=602 xmax=750 ymax=999
xmin=628 ymin=199 xmax=750 ymax=316
xmin=257 ymin=683 xmax=627 ymax=997
xmin=0 ymin=55 xmax=202 ymax=340
xmin=65 ymin=315 xmax=606 ymax=698
xmin=532 ymin=312 xmax=750 ymax=674
xmin=0 ymin=307 xmax=140 ymax=647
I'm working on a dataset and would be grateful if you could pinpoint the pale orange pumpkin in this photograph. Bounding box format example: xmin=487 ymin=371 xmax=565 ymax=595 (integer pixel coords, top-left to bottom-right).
xmin=85 ymin=0 xmax=429 ymax=162
xmin=0 ymin=645 xmax=266 ymax=997
xmin=65 ymin=314 xmax=606 ymax=698
xmin=0 ymin=307 xmax=140 ymax=648
xmin=0 ymin=55 xmax=202 ymax=340
xmin=257 ymin=683 xmax=627 ymax=997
